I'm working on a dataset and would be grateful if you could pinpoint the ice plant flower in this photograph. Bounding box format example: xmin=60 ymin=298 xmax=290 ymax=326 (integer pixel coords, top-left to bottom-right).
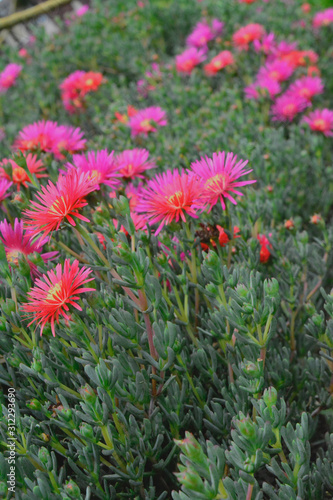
xmin=22 ymin=259 xmax=95 ymax=336
xmin=313 ymin=8 xmax=333 ymax=28
xmin=258 ymin=234 xmax=272 ymax=263
xmin=0 ymin=63 xmax=23 ymax=93
xmin=23 ymin=169 xmax=95 ymax=240
xmin=115 ymin=105 xmax=138 ymax=124
xmin=60 ymin=71 xmax=104 ymax=113
xmin=2 ymin=153 xmax=47 ymax=190
xmin=0 ymin=219 xmax=58 ymax=277
xmin=136 ymin=170 xmax=203 ymax=235
xmin=115 ymin=148 xmax=156 ymax=179
xmin=232 ymin=23 xmax=265 ymax=50
xmin=65 ymin=150 xmax=121 ymax=190
xmin=176 ymin=48 xmax=207 ymax=74
xmin=286 ymin=76 xmax=324 ymax=102
xmin=258 ymin=60 xmax=294 ymax=83
xmin=128 ymin=106 xmax=167 ymax=137
xmin=253 ymin=33 xmax=276 ymax=54
xmin=0 ymin=178 xmax=13 ymax=204
xmin=279 ymin=49 xmax=318 ymax=68
xmin=303 ymin=109 xmax=333 ymax=136
xmin=186 ymin=19 xmax=223 ymax=48
xmin=190 ymin=151 xmax=256 ymax=212
xmin=14 ymin=120 xmax=86 ymax=159
xmin=245 ymin=78 xmax=281 ymax=99
xmin=204 ymin=51 xmax=234 ymax=75
xmin=271 ymin=94 xmax=309 ymax=122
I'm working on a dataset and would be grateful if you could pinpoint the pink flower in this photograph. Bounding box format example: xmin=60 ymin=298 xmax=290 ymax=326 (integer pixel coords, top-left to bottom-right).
xmin=204 ymin=51 xmax=234 ymax=75
xmin=23 ymin=169 xmax=95 ymax=240
xmin=232 ymin=23 xmax=265 ymax=50
xmin=212 ymin=19 xmax=224 ymax=36
xmin=115 ymin=148 xmax=156 ymax=179
xmin=258 ymin=60 xmax=294 ymax=82
xmin=0 ymin=218 xmax=58 ymax=277
xmin=0 ymin=63 xmax=23 ymax=93
xmin=76 ymin=5 xmax=89 ymax=16
xmin=186 ymin=21 xmax=215 ymax=48
xmin=190 ymin=151 xmax=256 ymax=212
xmin=303 ymin=109 xmax=333 ymax=136
xmin=5 ymin=153 xmax=47 ymax=190
xmin=313 ymin=8 xmax=333 ymax=28
xmin=253 ymin=33 xmax=276 ymax=55
xmin=128 ymin=106 xmax=167 ymax=137
xmin=176 ymin=47 xmax=206 ymax=74
xmin=0 ymin=179 xmax=13 ymax=204
xmin=271 ymin=94 xmax=309 ymax=122
xmin=136 ymin=170 xmax=203 ymax=235
xmin=258 ymin=234 xmax=272 ymax=263
xmin=286 ymin=76 xmax=324 ymax=102
xmin=245 ymin=77 xmax=281 ymax=99
xmin=14 ymin=120 xmax=86 ymax=159
xmin=65 ymin=150 xmax=121 ymax=190
xmin=22 ymin=259 xmax=95 ymax=336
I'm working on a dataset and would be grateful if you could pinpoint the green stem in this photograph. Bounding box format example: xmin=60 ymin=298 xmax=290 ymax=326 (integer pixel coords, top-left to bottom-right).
xmin=176 ymin=354 xmax=204 ymax=408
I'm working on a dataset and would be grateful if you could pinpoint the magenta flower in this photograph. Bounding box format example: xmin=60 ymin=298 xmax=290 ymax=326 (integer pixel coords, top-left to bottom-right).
xmin=286 ymin=76 xmax=324 ymax=102
xmin=0 ymin=63 xmax=23 ymax=93
xmin=245 ymin=78 xmax=281 ymax=99
xmin=258 ymin=60 xmax=294 ymax=83
xmin=128 ymin=106 xmax=167 ymax=137
xmin=176 ymin=47 xmax=207 ymax=74
xmin=0 ymin=179 xmax=13 ymax=204
xmin=271 ymin=94 xmax=309 ymax=122
xmin=115 ymin=148 xmax=156 ymax=179
xmin=186 ymin=19 xmax=222 ymax=48
xmin=0 ymin=219 xmax=58 ymax=277
xmin=303 ymin=109 xmax=333 ymax=136
xmin=136 ymin=170 xmax=203 ymax=235
xmin=190 ymin=151 xmax=256 ymax=212
xmin=313 ymin=8 xmax=333 ymax=28
xmin=65 ymin=150 xmax=121 ymax=190
xmin=253 ymin=33 xmax=276 ymax=55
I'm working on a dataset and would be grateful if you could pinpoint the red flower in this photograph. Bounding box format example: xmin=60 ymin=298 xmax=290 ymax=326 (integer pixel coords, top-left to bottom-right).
xmin=22 ymin=259 xmax=95 ymax=336
xmin=258 ymin=234 xmax=272 ymax=263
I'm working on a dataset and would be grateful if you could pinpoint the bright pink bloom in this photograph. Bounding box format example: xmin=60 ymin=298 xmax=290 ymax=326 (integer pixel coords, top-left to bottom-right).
xmin=22 ymin=259 xmax=95 ymax=336
xmin=258 ymin=60 xmax=294 ymax=82
xmin=286 ymin=76 xmax=324 ymax=102
xmin=245 ymin=78 xmax=281 ymax=99
xmin=253 ymin=33 xmax=276 ymax=54
xmin=23 ymin=169 xmax=95 ymax=240
xmin=212 ymin=19 xmax=224 ymax=36
xmin=115 ymin=148 xmax=155 ymax=179
xmin=190 ymin=151 xmax=256 ymax=212
xmin=0 ymin=179 xmax=13 ymax=204
xmin=258 ymin=234 xmax=272 ymax=263
xmin=128 ymin=106 xmax=167 ymax=137
xmin=60 ymin=71 xmax=104 ymax=113
xmin=125 ymin=183 xmax=144 ymax=210
xmin=313 ymin=8 xmax=333 ymax=28
xmin=76 ymin=5 xmax=89 ymax=16
xmin=136 ymin=170 xmax=203 ymax=235
xmin=176 ymin=47 xmax=206 ymax=74
xmin=232 ymin=23 xmax=265 ymax=50
xmin=0 ymin=63 xmax=22 ymax=93
xmin=271 ymin=94 xmax=309 ymax=122
xmin=14 ymin=120 xmax=86 ymax=159
xmin=2 ymin=153 xmax=47 ymax=190
xmin=186 ymin=21 xmax=215 ymax=47
xmin=0 ymin=218 xmax=58 ymax=277
xmin=65 ymin=150 xmax=121 ymax=190
xmin=303 ymin=109 xmax=333 ymax=136
xmin=279 ymin=49 xmax=318 ymax=68
xmin=204 ymin=51 xmax=234 ymax=75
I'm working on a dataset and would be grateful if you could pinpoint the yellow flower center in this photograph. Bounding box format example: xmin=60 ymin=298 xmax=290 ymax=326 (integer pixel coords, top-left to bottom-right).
xmin=283 ymin=103 xmax=296 ymax=115
xmin=299 ymin=87 xmax=310 ymax=98
xmin=7 ymin=250 xmax=22 ymax=264
xmin=205 ymin=173 xmax=227 ymax=191
xmin=313 ymin=118 xmax=326 ymax=131
xmin=269 ymin=70 xmax=280 ymax=80
xmin=85 ymin=78 xmax=94 ymax=86
xmin=89 ymin=170 xmax=102 ymax=182
xmin=167 ymin=190 xmax=184 ymax=207
xmin=46 ymin=281 xmax=62 ymax=300
xmin=140 ymin=119 xmax=153 ymax=131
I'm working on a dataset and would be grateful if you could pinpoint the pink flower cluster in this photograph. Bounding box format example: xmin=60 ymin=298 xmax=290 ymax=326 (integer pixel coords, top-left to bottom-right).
xmin=313 ymin=8 xmax=333 ymax=28
xmin=0 ymin=63 xmax=23 ymax=93
xmin=186 ymin=19 xmax=224 ymax=48
xmin=60 ymin=71 xmax=104 ymax=113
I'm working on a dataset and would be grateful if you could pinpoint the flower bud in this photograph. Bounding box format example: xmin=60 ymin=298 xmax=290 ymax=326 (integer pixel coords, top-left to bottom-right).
xmin=79 ymin=385 xmax=97 ymax=404
xmin=27 ymin=399 xmax=42 ymax=411
xmin=263 ymin=387 xmax=277 ymax=408
xmin=80 ymin=423 xmax=94 ymax=440
xmin=264 ymin=278 xmax=279 ymax=298
xmin=174 ymin=432 xmax=206 ymax=465
xmin=64 ymin=479 xmax=81 ymax=498
xmin=235 ymin=416 xmax=256 ymax=439
xmin=38 ymin=447 xmax=51 ymax=466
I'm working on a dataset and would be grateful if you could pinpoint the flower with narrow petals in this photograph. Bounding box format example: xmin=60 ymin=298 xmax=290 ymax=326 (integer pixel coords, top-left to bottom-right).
xmin=0 ymin=63 xmax=22 ymax=93
xmin=303 ymin=109 xmax=333 ymax=136
xmin=23 ymin=169 xmax=95 ymax=240
xmin=1 ymin=154 xmax=47 ymax=190
xmin=258 ymin=60 xmax=294 ymax=83
xmin=186 ymin=19 xmax=223 ymax=48
xmin=0 ymin=178 xmax=13 ymax=204
xmin=253 ymin=33 xmax=276 ymax=54
xmin=60 ymin=71 xmax=104 ymax=113
xmin=232 ymin=23 xmax=265 ymax=50
xmin=176 ymin=48 xmax=207 ymax=74
xmin=245 ymin=78 xmax=281 ymax=99
xmin=258 ymin=234 xmax=272 ymax=263
xmin=14 ymin=120 xmax=86 ymax=159
xmin=128 ymin=106 xmax=167 ymax=137
xmin=115 ymin=105 xmax=138 ymax=124
xmin=279 ymin=49 xmax=318 ymax=68
xmin=204 ymin=51 xmax=234 ymax=75
xmin=22 ymin=259 xmax=95 ymax=336
xmin=65 ymin=150 xmax=121 ymax=190
xmin=190 ymin=151 xmax=256 ymax=212
xmin=136 ymin=170 xmax=203 ymax=235
xmin=115 ymin=148 xmax=156 ymax=179
xmin=286 ymin=76 xmax=323 ymax=102
xmin=0 ymin=219 xmax=58 ymax=277
xmin=271 ymin=94 xmax=309 ymax=122
xmin=313 ymin=8 xmax=333 ymax=28
xmin=310 ymin=214 xmax=322 ymax=225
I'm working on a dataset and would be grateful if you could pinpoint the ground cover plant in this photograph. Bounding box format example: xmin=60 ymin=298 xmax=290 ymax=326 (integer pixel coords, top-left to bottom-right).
xmin=0 ymin=0 xmax=333 ymax=498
